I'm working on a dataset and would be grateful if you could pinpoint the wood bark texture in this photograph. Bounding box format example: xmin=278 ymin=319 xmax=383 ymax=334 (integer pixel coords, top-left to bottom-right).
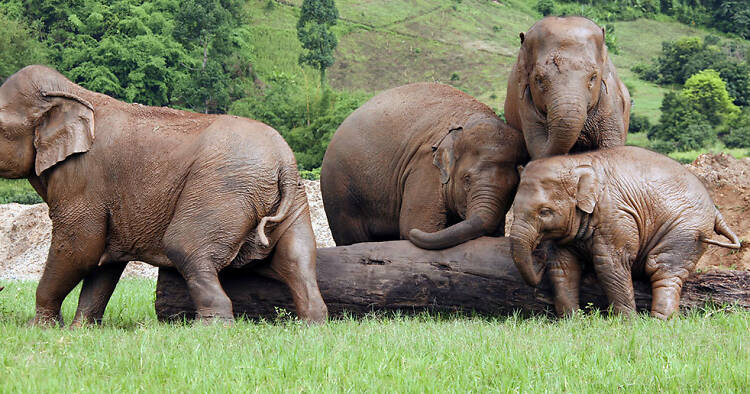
xmin=155 ymin=237 xmax=750 ymax=321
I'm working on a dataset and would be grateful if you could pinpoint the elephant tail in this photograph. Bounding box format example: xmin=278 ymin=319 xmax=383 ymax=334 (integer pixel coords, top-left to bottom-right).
xmin=257 ymin=165 xmax=299 ymax=247
xmin=701 ymin=211 xmax=742 ymax=249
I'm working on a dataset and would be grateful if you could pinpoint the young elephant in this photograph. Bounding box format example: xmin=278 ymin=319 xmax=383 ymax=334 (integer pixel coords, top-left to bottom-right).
xmin=509 ymin=146 xmax=741 ymax=319
xmin=0 ymin=65 xmax=327 ymax=325
xmin=504 ymin=16 xmax=631 ymax=160
xmin=321 ymin=83 xmax=528 ymax=249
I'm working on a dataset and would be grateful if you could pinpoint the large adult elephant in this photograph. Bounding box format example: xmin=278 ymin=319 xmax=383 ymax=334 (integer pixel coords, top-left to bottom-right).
xmin=504 ymin=16 xmax=631 ymax=160
xmin=321 ymin=83 xmax=528 ymax=249
xmin=0 ymin=65 xmax=327 ymax=326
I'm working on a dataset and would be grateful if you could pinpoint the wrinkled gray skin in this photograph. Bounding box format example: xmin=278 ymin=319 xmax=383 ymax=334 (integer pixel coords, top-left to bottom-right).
xmin=0 ymin=65 xmax=327 ymax=326
xmin=321 ymin=83 xmax=528 ymax=249
xmin=510 ymin=146 xmax=741 ymax=319
xmin=505 ymin=16 xmax=631 ymax=160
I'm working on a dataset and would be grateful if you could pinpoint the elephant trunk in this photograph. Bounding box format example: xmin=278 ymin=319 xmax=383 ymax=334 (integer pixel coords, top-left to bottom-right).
xmin=544 ymin=93 xmax=588 ymax=156
xmin=509 ymin=220 xmax=545 ymax=286
xmin=408 ymin=186 xmax=505 ymax=250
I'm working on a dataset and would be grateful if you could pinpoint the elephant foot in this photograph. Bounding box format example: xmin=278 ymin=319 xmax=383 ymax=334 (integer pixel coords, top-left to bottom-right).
xmin=195 ymin=314 xmax=235 ymax=327
xmin=298 ymin=300 xmax=328 ymax=324
xmin=28 ymin=312 xmax=63 ymax=328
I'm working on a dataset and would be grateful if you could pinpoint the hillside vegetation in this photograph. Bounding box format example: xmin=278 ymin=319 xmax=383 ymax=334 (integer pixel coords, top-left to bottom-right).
xmin=0 ymin=0 xmax=748 ymax=182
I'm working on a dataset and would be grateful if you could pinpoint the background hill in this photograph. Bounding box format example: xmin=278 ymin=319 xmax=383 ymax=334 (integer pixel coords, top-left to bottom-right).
xmin=0 ymin=0 xmax=748 ymax=182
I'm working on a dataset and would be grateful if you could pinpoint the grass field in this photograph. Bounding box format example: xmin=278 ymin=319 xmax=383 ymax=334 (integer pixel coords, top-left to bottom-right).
xmin=1 ymin=279 xmax=748 ymax=391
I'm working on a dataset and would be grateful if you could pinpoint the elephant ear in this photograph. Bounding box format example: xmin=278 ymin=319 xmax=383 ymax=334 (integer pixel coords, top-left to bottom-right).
xmin=34 ymin=91 xmax=95 ymax=176
xmin=432 ymin=126 xmax=463 ymax=184
xmin=573 ymin=165 xmax=598 ymax=214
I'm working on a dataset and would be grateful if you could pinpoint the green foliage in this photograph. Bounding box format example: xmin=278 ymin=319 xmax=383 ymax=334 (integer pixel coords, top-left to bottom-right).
xmin=635 ymin=36 xmax=750 ymax=107
xmin=721 ymin=107 xmax=750 ymax=148
xmin=682 ymin=69 xmax=739 ymax=125
xmin=297 ymin=0 xmax=339 ymax=86
xmin=0 ymin=9 xmax=49 ymax=82
xmin=648 ymin=91 xmax=717 ymax=151
xmin=535 ymin=0 xmax=555 ymax=16
xmin=230 ymin=72 xmax=369 ymax=170
xmin=0 ymin=179 xmax=43 ymax=204
xmin=299 ymin=167 xmax=321 ymax=180
xmin=628 ymin=113 xmax=652 ymax=134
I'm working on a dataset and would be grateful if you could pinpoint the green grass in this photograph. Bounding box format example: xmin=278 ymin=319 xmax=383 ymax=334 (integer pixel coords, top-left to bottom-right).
xmin=0 ymin=178 xmax=42 ymax=204
xmin=1 ymin=279 xmax=748 ymax=391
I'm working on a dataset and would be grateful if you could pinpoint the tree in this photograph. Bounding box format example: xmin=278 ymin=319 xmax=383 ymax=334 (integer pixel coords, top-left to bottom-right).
xmin=682 ymin=69 xmax=739 ymax=125
xmin=0 ymin=10 xmax=49 ymax=83
xmin=173 ymin=0 xmax=238 ymax=113
xmin=297 ymin=0 xmax=338 ymax=88
xmin=648 ymin=91 xmax=715 ymax=152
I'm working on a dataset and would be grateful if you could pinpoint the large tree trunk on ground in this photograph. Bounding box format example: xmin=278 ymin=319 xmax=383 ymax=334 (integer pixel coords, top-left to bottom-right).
xmin=155 ymin=237 xmax=750 ymax=321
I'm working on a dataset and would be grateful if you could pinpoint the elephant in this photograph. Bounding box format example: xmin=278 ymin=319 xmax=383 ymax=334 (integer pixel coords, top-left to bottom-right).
xmin=504 ymin=16 xmax=631 ymax=160
xmin=321 ymin=83 xmax=528 ymax=249
xmin=0 ymin=65 xmax=327 ymax=326
xmin=509 ymin=146 xmax=741 ymax=319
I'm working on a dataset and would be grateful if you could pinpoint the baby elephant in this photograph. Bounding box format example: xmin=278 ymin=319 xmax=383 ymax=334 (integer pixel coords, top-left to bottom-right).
xmin=321 ymin=83 xmax=528 ymax=249
xmin=510 ymin=146 xmax=741 ymax=319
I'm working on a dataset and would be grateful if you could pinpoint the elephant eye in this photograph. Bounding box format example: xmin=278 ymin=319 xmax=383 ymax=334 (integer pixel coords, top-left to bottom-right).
xmin=539 ymin=208 xmax=553 ymax=217
xmin=589 ymin=73 xmax=598 ymax=88
xmin=534 ymin=75 xmax=545 ymax=90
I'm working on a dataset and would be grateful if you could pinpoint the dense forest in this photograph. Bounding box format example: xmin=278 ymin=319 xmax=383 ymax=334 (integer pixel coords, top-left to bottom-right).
xmin=0 ymin=0 xmax=748 ymax=177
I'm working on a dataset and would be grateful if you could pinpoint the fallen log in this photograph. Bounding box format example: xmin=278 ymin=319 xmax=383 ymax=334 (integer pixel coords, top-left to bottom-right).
xmin=155 ymin=237 xmax=750 ymax=321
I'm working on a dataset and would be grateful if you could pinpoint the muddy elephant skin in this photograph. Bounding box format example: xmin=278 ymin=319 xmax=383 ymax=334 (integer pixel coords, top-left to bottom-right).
xmin=0 ymin=65 xmax=327 ymax=325
xmin=321 ymin=83 xmax=528 ymax=249
xmin=504 ymin=16 xmax=631 ymax=160
xmin=509 ymin=146 xmax=741 ymax=319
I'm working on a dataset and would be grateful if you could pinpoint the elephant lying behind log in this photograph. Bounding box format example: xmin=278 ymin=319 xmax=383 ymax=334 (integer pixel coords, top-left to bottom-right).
xmin=509 ymin=146 xmax=741 ymax=319
xmin=504 ymin=16 xmax=631 ymax=160
xmin=0 ymin=65 xmax=327 ymax=326
xmin=321 ymin=83 xmax=528 ymax=249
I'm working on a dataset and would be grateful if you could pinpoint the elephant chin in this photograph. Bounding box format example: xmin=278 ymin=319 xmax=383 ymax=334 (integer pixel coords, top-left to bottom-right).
xmin=408 ymin=215 xmax=487 ymax=250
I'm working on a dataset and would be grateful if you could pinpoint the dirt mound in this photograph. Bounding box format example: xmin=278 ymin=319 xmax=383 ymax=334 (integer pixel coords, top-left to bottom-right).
xmin=0 ymin=157 xmax=747 ymax=280
xmin=0 ymin=180 xmax=335 ymax=280
xmin=686 ymin=153 xmax=750 ymax=271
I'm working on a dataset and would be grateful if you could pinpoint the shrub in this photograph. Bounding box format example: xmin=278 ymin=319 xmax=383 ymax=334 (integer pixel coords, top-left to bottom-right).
xmin=0 ymin=179 xmax=43 ymax=204
xmin=535 ymin=0 xmax=556 ymax=16
xmin=628 ymin=113 xmax=652 ymax=134
xmin=721 ymin=108 xmax=750 ymax=148
xmin=682 ymin=69 xmax=739 ymax=126
xmin=649 ymin=91 xmax=717 ymax=152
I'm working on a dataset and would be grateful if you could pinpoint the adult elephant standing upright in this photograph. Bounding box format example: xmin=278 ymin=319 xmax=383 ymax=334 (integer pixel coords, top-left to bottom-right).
xmin=0 ymin=65 xmax=327 ymax=326
xmin=321 ymin=83 xmax=528 ymax=249
xmin=504 ymin=16 xmax=631 ymax=159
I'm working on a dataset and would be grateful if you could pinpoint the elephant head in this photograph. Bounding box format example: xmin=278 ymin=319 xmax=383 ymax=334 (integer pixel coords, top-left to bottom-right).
xmin=514 ymin=16 xmax=610 ymax=159
xmin=408 ymin=117 xmax=526 ymax=249
xmin=509 ymin=159 xmax=599 ymax=285
xmin=0 ymin=65 xmax=95 ymax=180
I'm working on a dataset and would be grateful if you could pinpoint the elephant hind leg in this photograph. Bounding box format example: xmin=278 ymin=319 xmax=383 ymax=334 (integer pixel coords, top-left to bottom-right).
xmin=267 ymin=212 xmax=327 ymax=323
xmin=70 ymin=262 xmax=127 ymax=327
xmin=645 ymin=237 xmax=704 ymax=319
xmin=163 ymin=195 xmax=253 ymax=323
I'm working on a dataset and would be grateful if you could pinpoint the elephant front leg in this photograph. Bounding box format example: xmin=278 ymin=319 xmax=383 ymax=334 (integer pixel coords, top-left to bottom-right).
xmin=70 ymin=261 xmax=127 ymax=327
xmin=33 ymin=216 xmax=106 ymax=327
xmin=547 ymin=247 xmax=582 ymax=317
xmin=591 ymin=242 xmax=636 ymax=316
